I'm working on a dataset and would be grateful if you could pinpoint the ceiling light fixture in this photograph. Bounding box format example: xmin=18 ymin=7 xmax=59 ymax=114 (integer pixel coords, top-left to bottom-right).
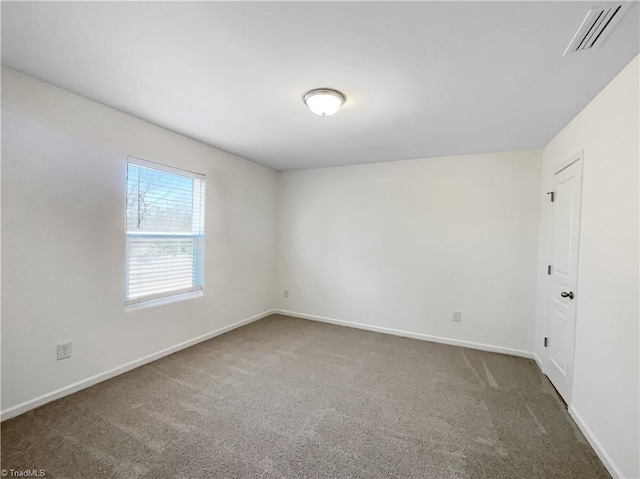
xmin=303 ymin=88 xmax=346 ymax=116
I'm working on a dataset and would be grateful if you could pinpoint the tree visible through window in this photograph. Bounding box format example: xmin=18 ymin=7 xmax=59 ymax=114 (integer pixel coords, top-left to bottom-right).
xmin=125 ymin=159 xmax=205 ymax=305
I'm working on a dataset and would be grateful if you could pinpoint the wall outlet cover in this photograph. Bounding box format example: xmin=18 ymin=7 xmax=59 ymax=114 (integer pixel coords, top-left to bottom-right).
xmin=57 ymin=342 xmax=72 ymax=360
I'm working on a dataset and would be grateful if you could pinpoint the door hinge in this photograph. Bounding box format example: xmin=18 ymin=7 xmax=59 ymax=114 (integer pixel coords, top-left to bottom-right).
xmin=547 ymin=265 xmax=552 ymax=275
xmin=547 ymin=191 xmax=555 ymax=202
xmin=544 ymin=337 xmax=549 ymax=348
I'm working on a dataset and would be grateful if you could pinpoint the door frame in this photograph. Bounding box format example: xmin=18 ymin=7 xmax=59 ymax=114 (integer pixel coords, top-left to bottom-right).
xmin=543 ymin=149 xmax=584 ymax=405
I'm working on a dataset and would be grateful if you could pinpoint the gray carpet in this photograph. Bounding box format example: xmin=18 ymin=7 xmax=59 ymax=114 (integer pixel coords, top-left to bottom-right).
xmin=1 ymin=314 xmax=609 ymax=478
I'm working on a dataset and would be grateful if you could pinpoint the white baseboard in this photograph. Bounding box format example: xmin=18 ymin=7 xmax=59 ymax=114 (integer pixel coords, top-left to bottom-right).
xmin=533 ymin=353 xmax=545 ymax=372
xmin=569 ymin=406 xmax=623 ymax=479
xmin=1 ymin=309 xmax=276 ymax=422
xmin=274 ymin=309 xmax=534 ymax=360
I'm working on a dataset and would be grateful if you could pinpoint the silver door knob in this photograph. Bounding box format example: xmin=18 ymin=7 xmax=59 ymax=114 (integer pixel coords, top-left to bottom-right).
xmin=561 ymin=291 xmax=574 ymax=300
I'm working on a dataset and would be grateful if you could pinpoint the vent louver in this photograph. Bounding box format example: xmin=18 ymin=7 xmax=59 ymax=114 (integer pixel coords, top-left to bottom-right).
xmin=563 ymin=4 xmax=628 ymax=55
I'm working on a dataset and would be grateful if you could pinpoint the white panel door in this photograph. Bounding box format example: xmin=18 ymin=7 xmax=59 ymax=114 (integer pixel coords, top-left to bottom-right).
xmin=545 ymin=157 xmax=582 ymax=404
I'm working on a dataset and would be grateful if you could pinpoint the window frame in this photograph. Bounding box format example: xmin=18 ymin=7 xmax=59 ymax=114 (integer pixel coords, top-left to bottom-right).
xmin=124 ymin=156 xmax=206 ymax=311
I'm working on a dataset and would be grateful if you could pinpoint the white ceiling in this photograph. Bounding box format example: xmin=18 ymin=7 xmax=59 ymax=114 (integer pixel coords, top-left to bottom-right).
xmin=2 ymin=2 xmax=638 ymax=171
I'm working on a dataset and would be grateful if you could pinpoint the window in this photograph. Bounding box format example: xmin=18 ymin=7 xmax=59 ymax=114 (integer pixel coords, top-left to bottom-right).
xmin=125 ymin=158 xmax=205 ymax=307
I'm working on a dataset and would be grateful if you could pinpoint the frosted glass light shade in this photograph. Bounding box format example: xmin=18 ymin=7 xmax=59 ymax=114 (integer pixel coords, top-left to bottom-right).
xmin=303 ymin=88 xmax=346 ymax=116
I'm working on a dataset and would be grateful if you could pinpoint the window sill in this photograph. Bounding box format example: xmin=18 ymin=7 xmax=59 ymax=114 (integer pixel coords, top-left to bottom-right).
xmin=125 ymin=290 xmax=203 ymax=313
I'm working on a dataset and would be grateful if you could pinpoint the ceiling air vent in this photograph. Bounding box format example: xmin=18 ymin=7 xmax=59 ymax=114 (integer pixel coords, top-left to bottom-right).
xmin=563 ymin=4 xmax=628 ymax=55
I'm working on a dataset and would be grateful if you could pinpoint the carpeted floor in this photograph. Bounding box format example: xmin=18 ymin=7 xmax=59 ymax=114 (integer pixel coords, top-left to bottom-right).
xmin=1 ymin=314 xmax=609 ymax=478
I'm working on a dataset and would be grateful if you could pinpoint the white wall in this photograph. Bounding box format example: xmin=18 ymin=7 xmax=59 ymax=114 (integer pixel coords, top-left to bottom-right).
xmin=277 ymin=150 xmax=542 ymax=355
xmin=1 ymin=68 xmax=278 ymax=415
xmin=535 ymin=56 xmax=639 ymax=479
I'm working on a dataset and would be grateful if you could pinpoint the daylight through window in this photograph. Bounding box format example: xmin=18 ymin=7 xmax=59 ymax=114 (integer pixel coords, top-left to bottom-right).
xmin=125 ymin=159 xmax=205 ymax=305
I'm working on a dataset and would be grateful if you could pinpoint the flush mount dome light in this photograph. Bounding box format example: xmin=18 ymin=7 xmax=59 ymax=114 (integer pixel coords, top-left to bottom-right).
xmin=303 ymin=88 xmax=346 ymax=116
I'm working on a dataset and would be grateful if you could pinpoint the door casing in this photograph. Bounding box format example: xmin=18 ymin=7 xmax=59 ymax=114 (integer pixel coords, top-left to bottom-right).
xmin=543 ymin=150 xmax=584 ymax=405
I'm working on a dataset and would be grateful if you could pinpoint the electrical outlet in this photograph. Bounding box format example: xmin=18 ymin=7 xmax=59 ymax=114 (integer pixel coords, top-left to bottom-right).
xmin=453 ymin=311 xmax=462 ymax=322
xmin=57 ymin=342 xmax=72 ymax=360
xmin=283 ymin=290 xmax=290 ymax=298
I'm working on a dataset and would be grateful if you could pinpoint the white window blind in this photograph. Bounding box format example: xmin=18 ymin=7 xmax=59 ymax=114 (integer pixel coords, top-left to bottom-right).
xmin=125 ymin=158 xmax=205 ymax=305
